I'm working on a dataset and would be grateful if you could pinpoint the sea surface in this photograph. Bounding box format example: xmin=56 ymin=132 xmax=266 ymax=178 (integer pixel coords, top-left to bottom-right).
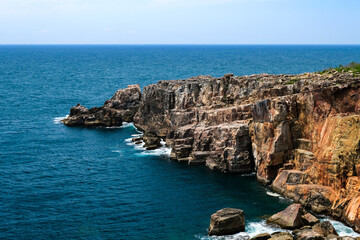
xmin=1 ymin=45 xmax=360 ymax=240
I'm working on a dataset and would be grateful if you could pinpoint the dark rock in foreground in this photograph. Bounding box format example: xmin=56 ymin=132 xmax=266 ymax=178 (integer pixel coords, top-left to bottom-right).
xmin=208 ymin=208 xmax=245 ymax=236
xmin=269 ymin=232 xmax=293 ymax=240
xmin=250 ymin=233 xmax=272 ymax=240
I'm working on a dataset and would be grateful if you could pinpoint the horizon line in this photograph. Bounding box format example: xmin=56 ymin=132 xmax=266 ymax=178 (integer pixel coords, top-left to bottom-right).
xmin=1 ymin=43 xmax=360 ymax=46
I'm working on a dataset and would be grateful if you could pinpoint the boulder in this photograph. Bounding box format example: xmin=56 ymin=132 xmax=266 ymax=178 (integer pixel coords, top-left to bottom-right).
xmin=302 ymin=213 xmax=320 ymax=226
xmin=208 ymin=208 xmax=245 ymax=236
xmin=250 ymin=233 xmax=272 ymax=240
xmin=293 ymin=229 xmax=324 ymax=240
xmin=267 ymin=204 xmax=305 ymax=229
xmin=269 ymin=232 xmax=293 ymax=240
xmin=312 ymin=221 xmax=338 ymax=237
xmin=142 ymin=132 xmax=162 ymax=150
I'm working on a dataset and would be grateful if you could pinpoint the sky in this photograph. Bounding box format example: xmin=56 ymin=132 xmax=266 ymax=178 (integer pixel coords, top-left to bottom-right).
xmin=0 ymin=0 xmax=359 ymax=44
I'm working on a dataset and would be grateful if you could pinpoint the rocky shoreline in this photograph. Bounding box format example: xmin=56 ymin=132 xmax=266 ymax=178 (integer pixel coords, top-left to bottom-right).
xmin=208 ymin=204 xmax=352 ymax=239
xmin=62 ymin=69 xmax=360 ymax=234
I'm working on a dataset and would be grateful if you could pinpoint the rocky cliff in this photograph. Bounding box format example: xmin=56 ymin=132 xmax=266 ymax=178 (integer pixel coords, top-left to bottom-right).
xmin=62 ymin=84 xmax=141 ymax=127
xmin=62 ymin=69 xmax=360 ymax=232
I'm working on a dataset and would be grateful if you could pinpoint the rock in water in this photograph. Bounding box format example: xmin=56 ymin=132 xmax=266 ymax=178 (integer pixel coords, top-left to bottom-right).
xmin=62 ymin=84 xmax=141 ymax=127
xmin=312 ymin=221 xmax=338 ymax=237
xmin=267 ymin=204 xmax=305 ymax=229
xmin=208 ymin=208 xmax=245 ymax=236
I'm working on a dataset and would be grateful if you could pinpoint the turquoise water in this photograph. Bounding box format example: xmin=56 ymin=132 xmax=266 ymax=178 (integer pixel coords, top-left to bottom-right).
xmin=1 ymin=45 xmax=360 ymax=239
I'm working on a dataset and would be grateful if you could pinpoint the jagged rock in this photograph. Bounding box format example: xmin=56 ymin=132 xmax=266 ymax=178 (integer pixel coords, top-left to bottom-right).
xmin=267 ymin=204 xmax=305 ymax=229
xmin=62 ymin=84 xmax=141 ymax=127
xmin=208 ymin=208 xmax=245 ymax=236
xmin=269 ymin=232 xmax=293 ymax=240
xmin=250 ymin=233 xmax=272 ymax=240
xmin=312 ymin=221 xmax=338 ymax=237
xmin=142 ymin=132 xmax=162 ymax=150
xmin=271 ymin=170 xmax=306 ymax=194
xmin=132 ymin=137 xmax=142 ymax=142
xmin=302 ymin=213 xmax=320 ymax=226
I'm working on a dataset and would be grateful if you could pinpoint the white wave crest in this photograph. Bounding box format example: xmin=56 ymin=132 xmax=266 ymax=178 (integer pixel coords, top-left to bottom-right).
xmin=125 ymin=136 xmax=171 ymax=157
xmin=104 ymin=122 xmax=135 ymax=129
xmin=53 ymin=115 xmax=68 ymax=124
xmin=266 ymin=191 xmax=281 ymax=198
xmin=196 ymin=220 xmax=286 ymax=240
xmin=246 ymin=220 xmax=288 ymax=237
xmin=196 ymin=231 xmax=249 ymax=240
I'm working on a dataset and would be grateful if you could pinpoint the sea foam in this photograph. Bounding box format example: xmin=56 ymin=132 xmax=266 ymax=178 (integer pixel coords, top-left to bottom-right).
xmin=53 ymin=115 xmax=68 ymax=124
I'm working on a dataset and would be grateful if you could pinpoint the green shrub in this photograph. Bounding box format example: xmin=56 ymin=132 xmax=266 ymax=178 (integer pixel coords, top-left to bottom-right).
xmin=319 ymin=62 xmax=360 ymax=74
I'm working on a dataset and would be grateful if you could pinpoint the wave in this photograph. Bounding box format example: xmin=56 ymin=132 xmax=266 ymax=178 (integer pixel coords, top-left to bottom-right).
xmin=105 ymin=122 xmax=136 ymax=129
xmin=266 ymin=191 xmax=282 ymax=198
xmin=323 ymin=218 xmax=360 ymax=237
xmin=125 ymin=136 xmax=171 ymax=157
xmin=53 ymin=116 xmax=68 ymax=124
xmin=196 ymin=220 xmax=287 ymax=240
xmin=196 ymin=217 xmax=360 ymax=239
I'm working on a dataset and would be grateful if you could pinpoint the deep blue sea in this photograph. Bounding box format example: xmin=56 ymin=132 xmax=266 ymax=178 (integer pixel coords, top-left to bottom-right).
xmin=1 ymin=45 xmax=360 ymax=240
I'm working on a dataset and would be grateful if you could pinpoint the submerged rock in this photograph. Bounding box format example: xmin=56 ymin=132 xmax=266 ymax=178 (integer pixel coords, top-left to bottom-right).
xmin=208 ymin=208 xmax=245 ymax=236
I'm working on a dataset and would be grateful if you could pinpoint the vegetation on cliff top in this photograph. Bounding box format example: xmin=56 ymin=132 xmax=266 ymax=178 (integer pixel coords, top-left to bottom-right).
xmin=319 ymin=62 xmax=360 ymax=76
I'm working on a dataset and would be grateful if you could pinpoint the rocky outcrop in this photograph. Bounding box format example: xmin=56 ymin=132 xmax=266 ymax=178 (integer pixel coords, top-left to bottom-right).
xmin=208 ymin=208 xmax=245 ymax=236
xmin=62 ymin=84 xmax=141 ymax=127
xmin=267 ymin=204 xmax=306 ymax=229
xmin=63 ymin=69 xmax=360 ymax=232
xmin=266 ymin=203 xmax=320 ymax=230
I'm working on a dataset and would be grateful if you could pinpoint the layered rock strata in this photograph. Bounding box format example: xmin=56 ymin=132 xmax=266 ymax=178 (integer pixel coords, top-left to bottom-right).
xmin=63 ymin=71 xmax=360 ymax=232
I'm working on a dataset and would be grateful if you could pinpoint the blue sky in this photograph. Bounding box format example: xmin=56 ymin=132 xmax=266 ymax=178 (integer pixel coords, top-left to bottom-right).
xmin=0 ymin=0 xmax=359 ymax=44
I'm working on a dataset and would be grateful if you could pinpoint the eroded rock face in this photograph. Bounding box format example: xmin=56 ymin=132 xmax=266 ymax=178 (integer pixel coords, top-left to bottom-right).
xmin=62 ymin=84 xmax=141 ymax=127
xmin=208 ymin=208 xmax=245 ymax=236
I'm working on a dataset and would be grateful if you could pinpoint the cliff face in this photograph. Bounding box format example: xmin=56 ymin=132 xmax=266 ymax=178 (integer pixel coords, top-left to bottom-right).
xmin=63 ymin=71 xmax=360 ymax=232
xmin=133 ymin=71 xmax=360 ymax=231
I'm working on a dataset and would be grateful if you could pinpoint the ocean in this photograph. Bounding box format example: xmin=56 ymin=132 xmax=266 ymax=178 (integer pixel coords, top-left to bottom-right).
xmin=1 ymin=45 xmax=360 ymax=239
